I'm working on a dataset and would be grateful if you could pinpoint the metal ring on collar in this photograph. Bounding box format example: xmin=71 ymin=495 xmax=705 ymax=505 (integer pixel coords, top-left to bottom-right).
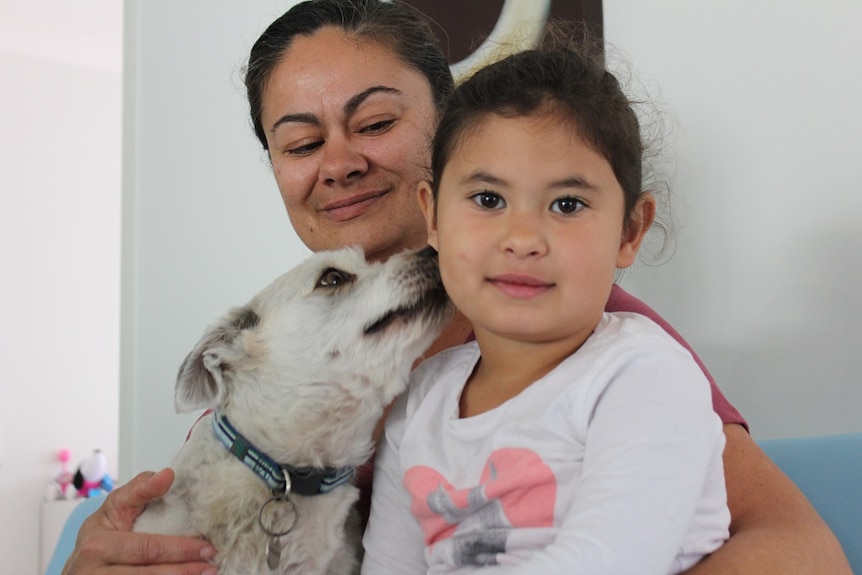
xmin=257 ymin=496 xmax=298 ymax=538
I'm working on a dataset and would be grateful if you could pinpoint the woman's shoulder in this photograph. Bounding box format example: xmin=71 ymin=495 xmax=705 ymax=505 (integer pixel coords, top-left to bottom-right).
xmin=589 ymin=311 xmax=696 ymax=365
xmin=605 ymin=285 xmax=689 ymax=346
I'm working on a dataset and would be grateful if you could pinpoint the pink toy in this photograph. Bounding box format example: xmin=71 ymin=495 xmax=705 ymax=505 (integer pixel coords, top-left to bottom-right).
xmin=52 ymin=448 xmax=75 ymax=499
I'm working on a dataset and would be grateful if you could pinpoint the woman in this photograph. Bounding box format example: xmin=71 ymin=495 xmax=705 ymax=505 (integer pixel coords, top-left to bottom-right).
xmin=62 ymin=1 xmax=849 ymax=573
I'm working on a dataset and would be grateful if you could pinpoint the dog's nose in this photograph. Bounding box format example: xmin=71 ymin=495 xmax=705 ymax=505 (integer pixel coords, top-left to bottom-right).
xmin=416 ymin=245 xmax=438 ymax=259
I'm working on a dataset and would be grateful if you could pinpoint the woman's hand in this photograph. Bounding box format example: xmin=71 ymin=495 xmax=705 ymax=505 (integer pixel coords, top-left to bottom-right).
xmin=62 ymin=468 xmax=217 ymax=574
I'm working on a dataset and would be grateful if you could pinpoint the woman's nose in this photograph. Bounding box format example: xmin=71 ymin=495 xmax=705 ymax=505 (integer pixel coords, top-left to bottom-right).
xmin=318 ymin=134 xmax=368 ymax=185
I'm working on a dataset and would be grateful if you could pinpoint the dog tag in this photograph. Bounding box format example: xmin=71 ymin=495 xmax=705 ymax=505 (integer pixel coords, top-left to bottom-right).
xmin=266 ymin=535 xmax=282 ymax=570
xmin=259 ymin=495 xmax=297 ymax=571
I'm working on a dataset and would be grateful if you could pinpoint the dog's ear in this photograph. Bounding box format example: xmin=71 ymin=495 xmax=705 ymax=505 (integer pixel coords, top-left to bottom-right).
xmin=174 ymin=307 xmax=260 ymax=413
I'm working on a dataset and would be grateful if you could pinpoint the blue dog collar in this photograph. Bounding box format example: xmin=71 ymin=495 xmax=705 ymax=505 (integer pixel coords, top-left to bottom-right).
xmin=211 ymin=411 xmax=355 ymax=496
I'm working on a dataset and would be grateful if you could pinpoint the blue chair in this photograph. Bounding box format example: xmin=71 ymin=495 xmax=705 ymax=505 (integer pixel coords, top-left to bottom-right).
xmin=758 ymin=432 xmax=862 ymax=573
xmin=48 ymin=434 xmax=862 ymax=573
xmin=45 ymin=494 xmax=106 ymax=575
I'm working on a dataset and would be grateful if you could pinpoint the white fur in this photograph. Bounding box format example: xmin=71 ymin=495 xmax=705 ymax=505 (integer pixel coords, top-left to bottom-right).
xmin=134 ymin=246 xmax=450 ymax=574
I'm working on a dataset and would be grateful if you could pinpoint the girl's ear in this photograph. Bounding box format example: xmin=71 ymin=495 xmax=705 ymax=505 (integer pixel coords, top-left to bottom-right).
xmin=617 ymin=193 xmax=656 ymax=268
xmin=417 ymin=181 xmax=439 ymax=250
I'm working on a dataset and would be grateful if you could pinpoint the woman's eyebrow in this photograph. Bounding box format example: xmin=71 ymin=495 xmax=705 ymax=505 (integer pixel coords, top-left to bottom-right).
xmin=344 ymin=85 xmax=402 ymax=117
xmin=270 ymin=112 xmax=318 ymax=133
xmin=269 ymin=85 xmax=402 ymax=134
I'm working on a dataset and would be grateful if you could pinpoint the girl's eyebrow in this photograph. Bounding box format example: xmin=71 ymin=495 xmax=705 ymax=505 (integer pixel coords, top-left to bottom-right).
xmin=550 ymin=176 xmax=599 ymax=192
xmin=460 ymin=170 xmax=505 ymax=187
xmin=269 ymin=86 xmax=402 ymax=134
xmin=460 ymin=170 xmax=599 ymax=192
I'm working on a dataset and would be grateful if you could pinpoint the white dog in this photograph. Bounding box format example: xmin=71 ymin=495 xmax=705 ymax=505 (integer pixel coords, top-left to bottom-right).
xmin=133 ymin=246 xmax=451 ymax=574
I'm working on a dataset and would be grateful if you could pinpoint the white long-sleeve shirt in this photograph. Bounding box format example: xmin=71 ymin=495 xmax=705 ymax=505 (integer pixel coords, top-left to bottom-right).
xmin=362 ymin=312 xmax=729 ymax=574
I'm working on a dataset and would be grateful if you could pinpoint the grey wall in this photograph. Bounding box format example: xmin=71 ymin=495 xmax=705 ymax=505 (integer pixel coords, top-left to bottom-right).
xmin=603 ymin=1 xmax=862 ymax=439
xmin=122 ymin=0 xmax=309 ymax=477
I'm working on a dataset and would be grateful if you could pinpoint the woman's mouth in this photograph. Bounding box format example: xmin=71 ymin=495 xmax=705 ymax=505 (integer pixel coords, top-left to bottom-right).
xmin=322 ymin=190 xmax=388 ymax=222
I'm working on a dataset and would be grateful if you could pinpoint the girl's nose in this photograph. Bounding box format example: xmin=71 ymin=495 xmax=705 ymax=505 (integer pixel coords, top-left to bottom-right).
xmin=318 ymin=134 xmax=368 ymax=185
xmin=500 ymin=213 xmax=548 ymax=258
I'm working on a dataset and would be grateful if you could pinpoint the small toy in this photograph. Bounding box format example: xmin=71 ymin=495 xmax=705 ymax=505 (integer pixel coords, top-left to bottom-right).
xmin=45 ymin=448 xmax=76 ymax=500
xmin=72 ymin=449 xmax=115 ymax=498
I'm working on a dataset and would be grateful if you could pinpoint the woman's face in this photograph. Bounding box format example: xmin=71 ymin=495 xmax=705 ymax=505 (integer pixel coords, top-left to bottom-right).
xmin=261 ymin=27 xmax=438 ymax=262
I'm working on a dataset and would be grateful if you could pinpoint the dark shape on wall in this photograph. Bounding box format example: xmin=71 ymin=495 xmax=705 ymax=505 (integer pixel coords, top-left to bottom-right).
xmin=404 ymin=0 xmax=603 ymax=66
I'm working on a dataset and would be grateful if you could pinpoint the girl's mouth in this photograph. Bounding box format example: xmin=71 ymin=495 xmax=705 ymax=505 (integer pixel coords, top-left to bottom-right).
xmin=488 ymin=274 xmax=554 ymax=299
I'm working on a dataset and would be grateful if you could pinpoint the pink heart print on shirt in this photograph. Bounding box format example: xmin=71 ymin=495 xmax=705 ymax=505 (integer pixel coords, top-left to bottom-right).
xmin=404 ymin=447 xmax=557 ymax=566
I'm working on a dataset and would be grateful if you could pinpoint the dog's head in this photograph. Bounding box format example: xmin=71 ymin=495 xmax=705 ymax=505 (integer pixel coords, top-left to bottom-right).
xmin=174 ymin=246 xmax=451 ymax=464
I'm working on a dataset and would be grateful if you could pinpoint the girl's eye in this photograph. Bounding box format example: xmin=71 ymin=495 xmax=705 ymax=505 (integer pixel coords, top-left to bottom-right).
xmin=359 ymin=119 xmax=395 ymax=134
xmin=316 ymin=268 xmax=355 ymax=288
xmin=551 ymin=196 xmax=586 ymax=215
xmin=470 ymin=191 xmax=505 ymax=210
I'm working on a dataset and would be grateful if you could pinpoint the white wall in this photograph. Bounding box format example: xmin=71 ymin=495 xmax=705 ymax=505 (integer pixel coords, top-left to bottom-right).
xmin=0 ymin=2 xmax=122 ymax=573
xmin=121 ymin=0 xmax=308 ymax=477
xmin=124 ymin=1 xmax=861 ymax=485
xmin=603 ymin=1 xmax=862 ymax=438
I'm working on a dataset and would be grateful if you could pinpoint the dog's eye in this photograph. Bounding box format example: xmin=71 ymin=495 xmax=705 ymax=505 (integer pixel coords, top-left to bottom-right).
xmin=317 ymin=268 xmax=354 ymax=289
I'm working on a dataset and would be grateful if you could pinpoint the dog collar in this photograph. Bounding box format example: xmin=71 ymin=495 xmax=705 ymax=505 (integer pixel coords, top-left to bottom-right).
xmin=211 ymin=411 xmax=355 ymax=496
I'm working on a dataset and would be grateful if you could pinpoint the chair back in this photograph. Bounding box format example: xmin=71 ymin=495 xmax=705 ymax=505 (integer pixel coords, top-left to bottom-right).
xmin=759 ymin=432 xmax=862 ymax=573
xmin=45 ymin=494 xmax=106 ymax=575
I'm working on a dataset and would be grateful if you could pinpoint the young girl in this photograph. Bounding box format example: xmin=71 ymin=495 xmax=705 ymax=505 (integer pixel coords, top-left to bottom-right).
xmin=362 ymin=38 xmax=730 ymax=574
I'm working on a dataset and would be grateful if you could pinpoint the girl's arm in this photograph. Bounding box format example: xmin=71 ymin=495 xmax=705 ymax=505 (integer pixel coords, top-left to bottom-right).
xmin=683 ymin=424 xmax=852 ymax=574
xmin=361 ymin=395 xmax=428 ymax=574
xmin=607 ymin=286 xmax=851 ymax=573
xmin=490 ymin=346 xmax=728 ymax=574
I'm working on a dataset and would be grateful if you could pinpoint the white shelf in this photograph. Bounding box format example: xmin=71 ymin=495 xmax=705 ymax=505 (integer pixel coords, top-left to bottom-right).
xmin=40 ymin=499 xmax=82 ymax=573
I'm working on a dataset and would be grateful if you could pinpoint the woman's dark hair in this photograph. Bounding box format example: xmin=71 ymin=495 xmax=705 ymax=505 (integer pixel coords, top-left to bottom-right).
xmin=431 ymin=29 xmax=648 ymax=225
xmin=244 ymin=0 xmax=454 ymax=151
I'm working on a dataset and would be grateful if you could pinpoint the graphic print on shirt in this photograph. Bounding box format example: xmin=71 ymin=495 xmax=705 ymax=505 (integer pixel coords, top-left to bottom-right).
xmin=403 ymin=447 xmax=557 ymax=567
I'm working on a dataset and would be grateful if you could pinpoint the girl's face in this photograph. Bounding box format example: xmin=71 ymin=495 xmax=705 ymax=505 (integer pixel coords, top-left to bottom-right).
xmin=421 ymin=113 xmax=654 ymax=346
xmin=261 ymin=27 xmax=438 ymax=262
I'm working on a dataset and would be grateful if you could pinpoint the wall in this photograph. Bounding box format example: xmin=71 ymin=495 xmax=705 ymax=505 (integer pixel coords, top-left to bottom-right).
xmin=603 ymin=1 xmax=862 ymax=438
xmin=121 ymin=0 xmax=307 ymax=477
xmin=0 ymin=2 xmax=122 ymax=573
xmin=125 ymin=0 xmax=861 ymax=479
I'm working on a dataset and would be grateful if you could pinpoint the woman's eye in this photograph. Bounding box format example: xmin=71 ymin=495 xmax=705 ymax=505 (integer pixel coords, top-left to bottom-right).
xmin=551 ymin=196 xmax=585 ymax=215
xmin=359 ymin=119 xmax=395 ymax=134
xmin=470 ymin=191 xmax=505 ymax=210
xmin=286 ymin=140 xmax=323 ymax=155
xmin=316 ymin=268 xmax=355 ymax=288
